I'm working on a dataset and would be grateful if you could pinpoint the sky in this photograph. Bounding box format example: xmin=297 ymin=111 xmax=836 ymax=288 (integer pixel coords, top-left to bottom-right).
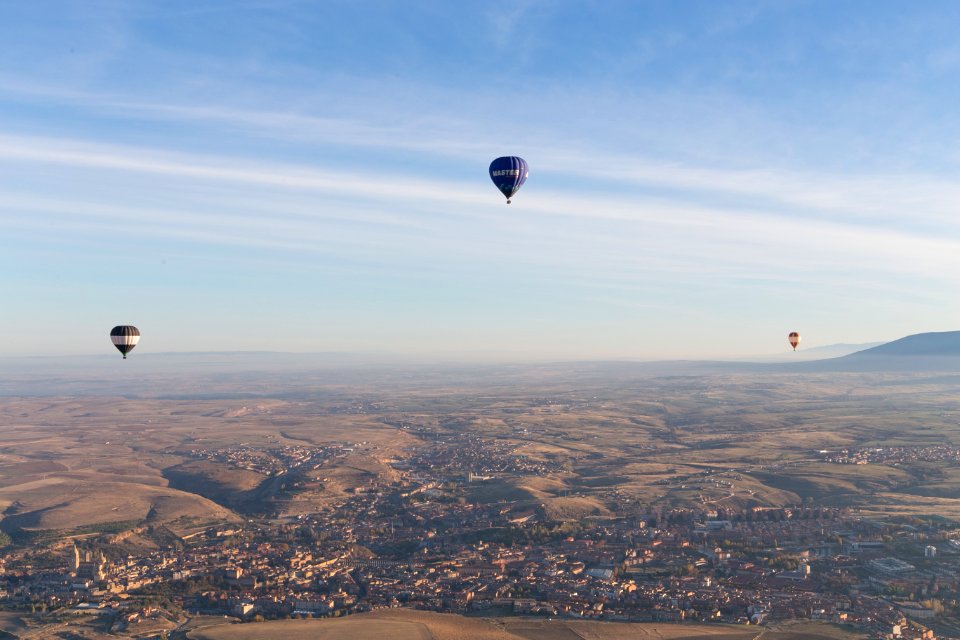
xmin=2 ymin=1 xmax=960 ymax=360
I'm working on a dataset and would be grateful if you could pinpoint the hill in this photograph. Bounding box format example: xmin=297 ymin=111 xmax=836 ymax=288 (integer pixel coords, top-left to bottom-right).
xmin=776 ymin=331 xmax=960 ymax=373
xmin=833 ymin=330 xmax=960 ymax=371
xmin=846 ymin=330 xmax=960 ymax=357
xmin=744 ymin=341 xmax=882 ymax=362
xmin=0 ymin=478 xmax=239 ymax=536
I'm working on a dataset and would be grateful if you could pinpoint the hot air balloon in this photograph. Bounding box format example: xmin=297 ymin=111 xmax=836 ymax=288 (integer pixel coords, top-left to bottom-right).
xmin=489 ymin=156 xmax=528 ymax=203
xmin=788 ymin=331 xmax=801 ymax=351
xmin=110 ymin=325 xmax=140 ymax=359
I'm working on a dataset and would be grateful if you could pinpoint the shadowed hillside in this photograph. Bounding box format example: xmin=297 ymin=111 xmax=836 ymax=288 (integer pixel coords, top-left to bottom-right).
xmin=775 ymin=331 xmax=960 ymax=373
xmin=846 ymin=330 xmax=960 ymax=357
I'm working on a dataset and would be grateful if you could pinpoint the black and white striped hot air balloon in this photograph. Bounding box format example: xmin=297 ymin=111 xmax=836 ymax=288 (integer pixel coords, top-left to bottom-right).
xmin=110 ymin=325 xmax=140 ymax=359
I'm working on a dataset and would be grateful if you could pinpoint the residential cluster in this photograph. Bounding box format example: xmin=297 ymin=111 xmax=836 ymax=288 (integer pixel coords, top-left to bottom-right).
xmin=1 ymin=437 xmax=958 ymax=640
xmin=821 ymin=446 xmax=960 ymax=466
xmin=186 ymin=444 xmax=341 ymax=476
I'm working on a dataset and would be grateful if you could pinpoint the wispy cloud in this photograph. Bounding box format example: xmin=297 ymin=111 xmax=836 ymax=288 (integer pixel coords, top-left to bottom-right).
xmin=485 ymin=0 xmax=542 ymax=51
xmin=2 ymin=132 xmax=957 ymax=293
xmin=0 ymin=133 xmax=488 ymax=205
xmin=2 ymin=82 xmax=956 ymax=238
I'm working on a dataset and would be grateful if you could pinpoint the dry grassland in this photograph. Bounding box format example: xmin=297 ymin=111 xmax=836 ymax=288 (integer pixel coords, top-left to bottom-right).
xmin=541 ymin=496 xmax=612 ymax=520
xmin=189 ymin=610 xmax=867 ymax=640
xmin=0 ymin=477 xmax=237 ymax=530
xmin=0 ymin=395 xmax=418 ymax=535
xmin=3 ymin=367 xmax=960 ymax=537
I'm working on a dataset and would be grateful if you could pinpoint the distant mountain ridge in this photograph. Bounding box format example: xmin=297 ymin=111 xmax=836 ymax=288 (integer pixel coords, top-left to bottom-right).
xmin=805 ymin=341 xmax=882 ymax=354
xmin=2 ymin=333 xmax=960 ymax=393
xmin=843 ymin=330 xmax=960 ymax=357
xmin=782 ymin=330 xmax=960 ymax=372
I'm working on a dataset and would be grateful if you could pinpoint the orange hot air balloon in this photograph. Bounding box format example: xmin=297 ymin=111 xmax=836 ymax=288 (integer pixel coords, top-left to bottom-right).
xmin=788 ymin=332 xmax=801 ymax=351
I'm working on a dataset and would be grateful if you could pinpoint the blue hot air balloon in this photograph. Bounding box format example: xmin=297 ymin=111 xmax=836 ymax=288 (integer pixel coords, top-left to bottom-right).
xmin=489 ymin=156 xmax=529 ymax=204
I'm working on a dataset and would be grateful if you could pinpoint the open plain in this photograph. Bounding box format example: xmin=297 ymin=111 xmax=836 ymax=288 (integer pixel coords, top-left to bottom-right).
xmin=0 ymin=358 xmax=958 ymax=638
xmin=2 ymin=362 xmax=960 ymax=538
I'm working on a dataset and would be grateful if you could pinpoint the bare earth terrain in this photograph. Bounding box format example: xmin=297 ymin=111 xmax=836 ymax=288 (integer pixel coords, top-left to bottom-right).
xmin=0 ymin=359 xmax=957 ymax=638
xmin=2 ymin=365 xmax=960 ymax=539
xmin=188 ymin=609 xmax=865 ymax=640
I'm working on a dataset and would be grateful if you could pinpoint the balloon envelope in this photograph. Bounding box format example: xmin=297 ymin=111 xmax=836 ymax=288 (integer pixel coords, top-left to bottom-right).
xmin=788 ymin=332 xmax=801 ymax=351
xmin=111 ymin=325 xmax=140 ymax=359
xmin=489 ymin=156 xmax=528 ymax=203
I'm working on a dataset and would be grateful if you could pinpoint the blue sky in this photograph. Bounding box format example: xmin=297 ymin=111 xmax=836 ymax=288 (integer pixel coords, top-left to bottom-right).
xmin=2 ymin=1 xmax=960 ymax=360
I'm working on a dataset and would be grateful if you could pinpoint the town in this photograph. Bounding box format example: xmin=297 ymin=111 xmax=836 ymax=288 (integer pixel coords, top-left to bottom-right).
xmin=1 ymin=435 xmax=958 ymax=640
